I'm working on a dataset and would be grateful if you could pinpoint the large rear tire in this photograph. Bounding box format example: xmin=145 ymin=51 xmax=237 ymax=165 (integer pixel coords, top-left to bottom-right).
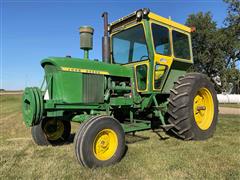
xmin=74 ymin=116 xmax=125 ymax=168
xmin=31 ymin=118 xmax=71 ymax=145
xmin=167 ymin=73 xmax=218 ymax=140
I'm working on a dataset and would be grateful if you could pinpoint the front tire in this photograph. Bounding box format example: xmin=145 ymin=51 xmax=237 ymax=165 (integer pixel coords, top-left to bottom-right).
xmin=74 ymin=116 xmax=125 ymax=168
xmin=31 ymin=118 xmax=71 ymax=145
xmin=167 ymin=73 xmax=218 ymax=140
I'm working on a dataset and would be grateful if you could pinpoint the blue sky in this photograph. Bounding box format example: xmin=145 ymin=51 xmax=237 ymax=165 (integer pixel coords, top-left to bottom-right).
xmin=1 ymin=0 xmax=229 ymax=90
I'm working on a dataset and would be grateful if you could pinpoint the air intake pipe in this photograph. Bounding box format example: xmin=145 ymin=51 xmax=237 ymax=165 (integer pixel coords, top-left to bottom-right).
xmin=79 ymin=26 xmax=94 ymax=59
xmin=102 ymin=12 xmax=110 ymax=63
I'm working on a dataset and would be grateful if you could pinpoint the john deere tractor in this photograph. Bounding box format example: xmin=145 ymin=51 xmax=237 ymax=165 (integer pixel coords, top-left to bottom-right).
xmin=22 ymin=8 xmax=218 ymax=168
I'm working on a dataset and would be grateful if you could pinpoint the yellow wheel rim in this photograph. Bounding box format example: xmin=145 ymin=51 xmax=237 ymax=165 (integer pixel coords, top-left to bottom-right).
xmin=93 ymin=129 xmax=118 ymax=161
xmin=193 ymin=88 xmax=214 ymax=130
xmin=43 ymin=119 xmax=64 ymax=141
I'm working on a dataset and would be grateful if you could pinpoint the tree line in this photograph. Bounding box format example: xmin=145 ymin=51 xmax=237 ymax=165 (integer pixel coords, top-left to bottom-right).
xmin=186 ymin=0 xmax=240 ymax=94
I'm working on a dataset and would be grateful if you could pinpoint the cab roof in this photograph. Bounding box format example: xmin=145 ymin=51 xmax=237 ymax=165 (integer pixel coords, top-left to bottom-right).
xmin=148 ymin=12 xmax=191 ymax=33
xmin=109 ymin=9 xmax=191 ymax=33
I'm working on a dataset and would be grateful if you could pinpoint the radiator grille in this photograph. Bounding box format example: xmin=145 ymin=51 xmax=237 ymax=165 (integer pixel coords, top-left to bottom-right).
xmin=82 ymin=74 xmax=104 ymax=103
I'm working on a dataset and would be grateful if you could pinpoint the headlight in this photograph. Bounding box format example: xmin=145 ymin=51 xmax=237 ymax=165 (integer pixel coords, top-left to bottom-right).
xmin=136 ymin=10 xmax=143 ymax=20
xmin=142 ymin=8 xmax=150 ymax=16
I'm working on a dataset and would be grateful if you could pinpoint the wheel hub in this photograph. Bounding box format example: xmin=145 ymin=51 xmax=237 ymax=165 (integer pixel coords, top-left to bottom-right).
xmin=43 ymin=119 xmax=64 ymax=141
xmin=93 ymin=129 xmax=118 ymax=161
xmin=193 ymin=88 xmax=214 ymax=130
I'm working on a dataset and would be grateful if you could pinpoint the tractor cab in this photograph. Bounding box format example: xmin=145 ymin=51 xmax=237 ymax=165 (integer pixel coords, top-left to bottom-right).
xmin=109 ymin=8 xmax=193 ymax=93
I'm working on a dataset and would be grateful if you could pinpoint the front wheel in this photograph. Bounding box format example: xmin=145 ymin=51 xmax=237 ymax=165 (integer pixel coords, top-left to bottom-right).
xmin=31 ymin=118 xmax=71 ymax=145
xmin=167 ymin=73 xmax=218 ymax=140
xmin=74 ymin=116 xmax=125 ymax=168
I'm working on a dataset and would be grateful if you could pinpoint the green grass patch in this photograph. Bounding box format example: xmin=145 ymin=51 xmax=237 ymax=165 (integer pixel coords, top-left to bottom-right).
xmin=0 ymin=95 xmax=240 ymax=179
xmin=219 ymin=103 xmax=240 ymax=108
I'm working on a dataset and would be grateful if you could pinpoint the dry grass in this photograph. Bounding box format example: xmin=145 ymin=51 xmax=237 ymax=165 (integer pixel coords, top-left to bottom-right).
xmin=219 ymin=103 xmax=240 ymax=108
xmin=0 ymin=95 xmax=240 ymax=179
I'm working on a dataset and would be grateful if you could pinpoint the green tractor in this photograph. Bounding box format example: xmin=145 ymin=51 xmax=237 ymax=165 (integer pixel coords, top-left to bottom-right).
xmin=22 ymin=8 xmax=218 ymax=168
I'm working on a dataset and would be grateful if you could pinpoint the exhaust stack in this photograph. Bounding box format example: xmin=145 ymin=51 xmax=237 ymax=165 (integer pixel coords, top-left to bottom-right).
xmin=102 ymin=12 xmax=110 ymax=63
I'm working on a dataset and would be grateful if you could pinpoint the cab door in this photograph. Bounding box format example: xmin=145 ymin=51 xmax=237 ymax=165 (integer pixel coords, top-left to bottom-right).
xmin=111 ymin=23 xmax=150 ymax=92
xmin=134 ymin=60 xmax=149 ymax=92
xmin=124 ymin=59 xmax=150 ymax=93
xmin=150 ymin=22 xmax=173 ymax=91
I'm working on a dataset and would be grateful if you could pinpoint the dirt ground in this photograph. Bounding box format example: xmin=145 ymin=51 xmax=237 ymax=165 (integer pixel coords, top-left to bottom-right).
xmin=0 ymin=92 xmax=23 ymax=95
xmin=219 ymin=107 xmax=240 ymax=115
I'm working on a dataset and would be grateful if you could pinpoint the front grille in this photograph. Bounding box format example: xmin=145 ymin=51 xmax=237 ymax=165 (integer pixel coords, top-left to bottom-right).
xmin=82 ymin=74 xmax=104 ymax=103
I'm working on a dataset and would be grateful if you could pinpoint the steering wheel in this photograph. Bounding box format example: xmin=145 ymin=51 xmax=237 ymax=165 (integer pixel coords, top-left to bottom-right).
xmin=140 ymin=55 xmax=149 ymax=61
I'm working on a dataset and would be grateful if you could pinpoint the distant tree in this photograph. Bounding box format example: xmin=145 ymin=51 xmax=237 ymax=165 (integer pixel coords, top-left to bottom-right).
xmin=223 ymin=0 xmax=240 ymax=68
xmin=224 ymin=0 xmax=240 ymax=31
xmin=222 ymin=0 xmax=240 ymax=93
xmin=186 ymin=12 xmax=225 ymax=88
xmin=185 ymin=2 xmax=240 ymax=93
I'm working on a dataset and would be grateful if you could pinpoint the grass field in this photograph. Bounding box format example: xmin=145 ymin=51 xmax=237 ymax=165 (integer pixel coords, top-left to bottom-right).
xmin=219 ymin=103 xmax=240 ymax=108
xmin=0 ymin=95 xmax=240 ymax=179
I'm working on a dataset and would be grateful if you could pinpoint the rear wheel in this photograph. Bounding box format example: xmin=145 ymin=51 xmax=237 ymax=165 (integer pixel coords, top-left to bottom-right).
xmin=74 ymin=116 xmax=125 ymax=168
xmin=167 ymin=73 xmax=218 ymax=140
xmin=31 ymin=118 xmax=71 ymax=145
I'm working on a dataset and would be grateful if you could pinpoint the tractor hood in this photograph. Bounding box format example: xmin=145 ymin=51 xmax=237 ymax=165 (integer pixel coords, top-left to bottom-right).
xmin=41 ymin=57 xmax=133 ymax=77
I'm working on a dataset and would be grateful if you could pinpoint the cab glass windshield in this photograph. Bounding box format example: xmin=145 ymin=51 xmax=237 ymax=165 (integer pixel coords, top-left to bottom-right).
xmin=112 ymin=24 xmax=148 ymax=64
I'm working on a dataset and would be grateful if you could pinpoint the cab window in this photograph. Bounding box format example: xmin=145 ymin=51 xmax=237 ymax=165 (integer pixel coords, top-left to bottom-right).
xmin=172 ymin=30 xmax=191 ymax=60
xmin=151 ymin=23 xmax=171 ymax=56
xmin=112 ymin=24 xmax=148 ymax=64
xmin=136 ymin=64 xmax=147 ymax=90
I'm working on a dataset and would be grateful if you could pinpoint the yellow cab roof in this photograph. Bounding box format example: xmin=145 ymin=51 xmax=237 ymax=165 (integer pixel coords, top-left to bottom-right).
xmin=148 ymin=12 xmax=191 ymax=33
